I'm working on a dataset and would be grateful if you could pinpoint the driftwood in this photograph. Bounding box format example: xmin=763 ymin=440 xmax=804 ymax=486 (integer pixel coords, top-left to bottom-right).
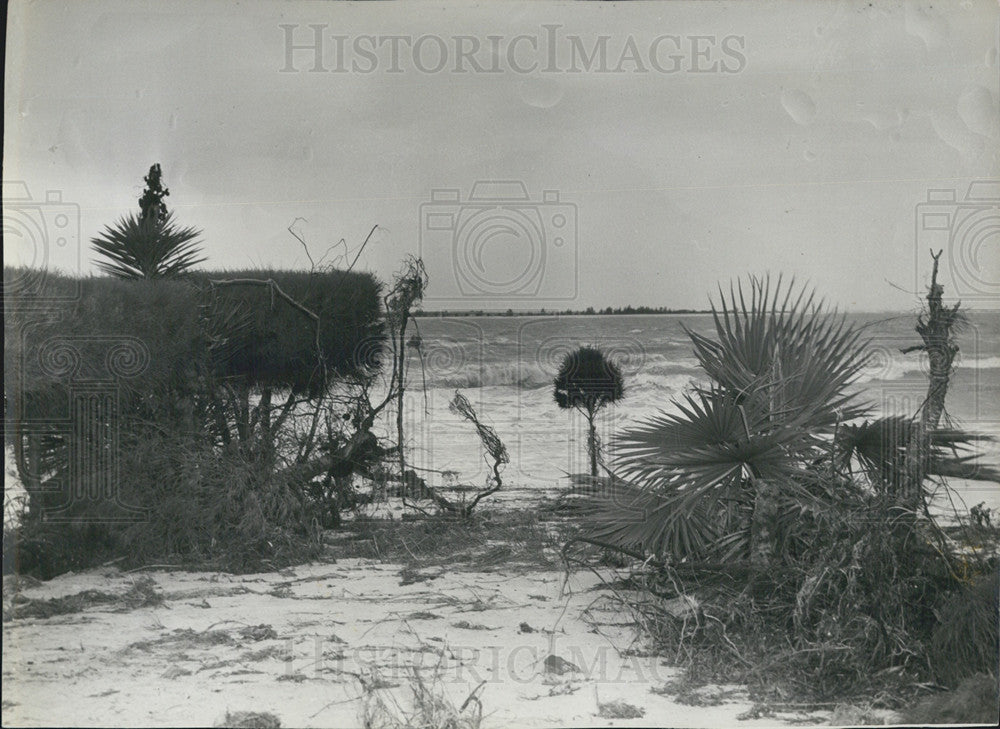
xmin=398 ymin=392 xmax=509 ymax=518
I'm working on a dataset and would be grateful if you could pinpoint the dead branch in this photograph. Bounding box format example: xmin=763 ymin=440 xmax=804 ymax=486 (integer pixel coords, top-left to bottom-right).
xmin=901 ymin=249 xmax=963 ymax=509
xmin=287 ymin=217 xmax=315 ymax=270
xmin=207 ymin=278 xmax=320 ymax=326
xmin=450 ymin=390 xmax=509 ymax=513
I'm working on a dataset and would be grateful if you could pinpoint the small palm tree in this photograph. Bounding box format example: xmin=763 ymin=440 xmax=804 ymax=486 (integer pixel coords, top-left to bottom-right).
xmin=575 ymin=275 xmax=998 ymax=568
xmin=554 ymin=346 xmax=625 ymax=477
xmin=91 ymin=164 xmax=205 ymax=279
xmin=91 ymin=211 xmax=205 ymax=279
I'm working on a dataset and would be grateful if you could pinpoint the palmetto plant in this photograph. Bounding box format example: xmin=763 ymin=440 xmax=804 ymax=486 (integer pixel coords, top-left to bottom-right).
xmin=836 ymin=416 xmax=1000 ymax=496
xmin=91 ymin=211 xmax=205 ymax=279
xmin=575 ymin=275 xmax=995 ymax=566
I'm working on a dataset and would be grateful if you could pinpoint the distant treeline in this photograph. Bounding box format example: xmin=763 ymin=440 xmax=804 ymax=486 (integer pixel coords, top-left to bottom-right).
xmin=414 ymin=306 xmax=709 ymax=318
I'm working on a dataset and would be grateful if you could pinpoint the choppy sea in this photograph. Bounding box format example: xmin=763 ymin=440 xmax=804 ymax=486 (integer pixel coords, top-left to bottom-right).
xmin=398 ymin=312 xmax=1000 ymax=516
xmin=5 ymin=312 xmax=998 ymax=522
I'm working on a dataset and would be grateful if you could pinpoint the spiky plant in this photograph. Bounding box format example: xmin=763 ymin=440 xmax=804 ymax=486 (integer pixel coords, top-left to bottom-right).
xmin=576 ymin=277 xmax=871 ymax=565
xmin=554 ymin=346 xmax=625 ymax=477
xmin=575 ymin=275 xmax=998 ymax=567
xmin=837 ymin=416 xmax=1000 ymax=495
xmin=91 ymin=211 xmax=205 ymax=279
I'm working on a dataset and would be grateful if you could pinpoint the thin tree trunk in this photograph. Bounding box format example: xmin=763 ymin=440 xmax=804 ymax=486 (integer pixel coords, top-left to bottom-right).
xmin=901 ymin=250 xmax=961 ymax=510
xmin=586 ymin=410 xmax=599 ymax=477
xmin=258 ymin=387 xmax=274 ymax=471
xmin=749 ymin=353 xmax=783 ymax=573
xmin=396 ymin=312 xmax=409 ymax=495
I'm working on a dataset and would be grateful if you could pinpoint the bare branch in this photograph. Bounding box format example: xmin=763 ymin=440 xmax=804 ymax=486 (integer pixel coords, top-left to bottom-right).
xmin=287 ymin=217 xmax=315 ymax=271
xmin=207 ymin=278 xmax=319 ymax=324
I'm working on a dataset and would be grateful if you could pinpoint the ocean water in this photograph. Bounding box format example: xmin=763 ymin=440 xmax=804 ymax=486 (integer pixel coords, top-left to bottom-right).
xmin=399 ymin=312 xmax=1000 ymax=514
xmin=5 ymin=312 xmax=998 ymax=522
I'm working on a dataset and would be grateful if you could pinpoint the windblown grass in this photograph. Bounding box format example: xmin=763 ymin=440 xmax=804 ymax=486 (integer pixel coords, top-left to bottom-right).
xmin=928 ymin=571 xmax=999 ymax=687
xmin=901 ymin=674 xmax=999 ymax=725
xmin=360 ymin=663 xmax=484 ymax=729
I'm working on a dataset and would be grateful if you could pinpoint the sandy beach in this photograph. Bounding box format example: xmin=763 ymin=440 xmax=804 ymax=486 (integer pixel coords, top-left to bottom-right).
xmin=2 ymin=553 xmax=854 ymax=728
xmin=5 ymin=1 xmax=999 ymax=724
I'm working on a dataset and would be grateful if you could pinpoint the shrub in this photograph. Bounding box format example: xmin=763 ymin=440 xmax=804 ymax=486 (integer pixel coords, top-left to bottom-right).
xmin=8 ymin=414 xmax=324 ymax=578
xmin=115 ymin=432 xmax=323 ymax=573
xmin=5 ymin=267 xmax=383 ymax=403
xmin=189 ymin=269 xmax=383 ymax=395
xmin=928 ymin=571 xmax=999 ymax=687
xmin=553 ymin=346 xmax=624 ymax=477
xmin=901 ymin=674 xmax=999 ymax=725
xmin=4 ymin=265 xmax=382 ymax=577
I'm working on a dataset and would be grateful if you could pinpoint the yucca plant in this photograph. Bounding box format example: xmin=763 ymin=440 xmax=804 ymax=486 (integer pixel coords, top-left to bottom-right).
xmin=91 ymin=211 xmax=205 ymax=279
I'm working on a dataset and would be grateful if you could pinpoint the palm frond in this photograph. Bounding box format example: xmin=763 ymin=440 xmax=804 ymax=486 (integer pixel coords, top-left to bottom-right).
xmin=575 ymin=275 xmax=878 ymax=563
xmin=570 ymin=478 xmax=727 ymax=560
xmin=577 ymin=387 xmax=821 ymax=560
xmin=200 ymin=297 xmax=256 ymax=371
xmin=91 ymin=211 xmax=205 ymax=279
xmin=614 ymin=387 xmax=818 ymax=490
xmin=839 ymin=417 xmax=1000 ymax=489
xmin=684 ymin=275 xmax=871 ymax=430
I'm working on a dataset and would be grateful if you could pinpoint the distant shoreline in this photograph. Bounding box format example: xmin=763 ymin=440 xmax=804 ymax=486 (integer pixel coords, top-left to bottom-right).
xmin=413 ymin=308 xmax=712 ymax=318
xmin=413 ymin=308 xmax=1000 ymax=318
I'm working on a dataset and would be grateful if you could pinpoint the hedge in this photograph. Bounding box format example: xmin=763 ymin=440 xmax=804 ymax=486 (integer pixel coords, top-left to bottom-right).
xmin=3 ymin=266 xmax=384 ymax=576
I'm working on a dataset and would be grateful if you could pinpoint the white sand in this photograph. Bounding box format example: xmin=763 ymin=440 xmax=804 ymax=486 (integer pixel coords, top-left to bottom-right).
xmin=2 ymin=559 xmax=840 ymax=728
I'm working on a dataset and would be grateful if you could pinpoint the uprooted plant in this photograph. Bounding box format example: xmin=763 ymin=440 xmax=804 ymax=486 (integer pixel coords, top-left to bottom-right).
xmin=401 ymin=391 xmax=509 ymax=518
xmin=300 ymin=255 xmax=510 ymax=520
xmin=278 ymin=255 xmax=431 ymax=526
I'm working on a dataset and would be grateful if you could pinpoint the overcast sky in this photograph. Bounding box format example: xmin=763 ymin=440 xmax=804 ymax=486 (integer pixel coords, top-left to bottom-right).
xmin=4 ymin=0 xmax=999 ymax=311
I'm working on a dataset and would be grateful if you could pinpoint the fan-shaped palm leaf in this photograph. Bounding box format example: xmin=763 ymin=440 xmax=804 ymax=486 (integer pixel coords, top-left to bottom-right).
xmin=575 ymin=276 xmax=874 ymax=563
xmin=685 ymin=275 xmax=871 ymax=429
xmin=578 ymin=388 xmax=817 ymax=560
xmin=838 ymin=416 xmax=1000 ymax=492
xmin=570 ymin=478 xmax=726 ymax=560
